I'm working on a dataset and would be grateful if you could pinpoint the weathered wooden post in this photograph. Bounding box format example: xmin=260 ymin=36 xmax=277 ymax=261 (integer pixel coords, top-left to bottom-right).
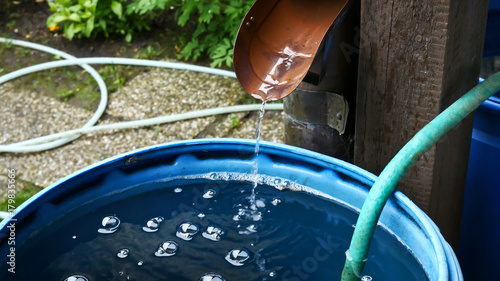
xmin=354 ymin=0 xmax=490 ymax=248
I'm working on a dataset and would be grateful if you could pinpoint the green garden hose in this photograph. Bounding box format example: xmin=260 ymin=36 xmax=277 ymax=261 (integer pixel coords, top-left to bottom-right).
xmin=341 ymin=71 xmax=500 ymax=281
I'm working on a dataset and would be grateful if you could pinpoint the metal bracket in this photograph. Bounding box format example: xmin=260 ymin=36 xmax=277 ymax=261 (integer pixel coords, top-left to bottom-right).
xmin=327 ymin=92 xmax=349 ymax=135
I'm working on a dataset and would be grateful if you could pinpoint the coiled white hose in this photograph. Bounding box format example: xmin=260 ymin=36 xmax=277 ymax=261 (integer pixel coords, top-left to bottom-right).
xmin=0 ymin=37 xmax=108 ymax=152
xmin=0 ymin=37 xmax=283 ymax=153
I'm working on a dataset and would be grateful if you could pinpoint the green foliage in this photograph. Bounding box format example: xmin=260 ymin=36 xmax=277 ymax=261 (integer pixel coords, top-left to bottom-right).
xmin=46 ymin=0 xmax=255 ymax=67
xmin=47 ymin=0 xmax=161 ymax=42
xmin=177 ymin=0 xmax=254 ymax=68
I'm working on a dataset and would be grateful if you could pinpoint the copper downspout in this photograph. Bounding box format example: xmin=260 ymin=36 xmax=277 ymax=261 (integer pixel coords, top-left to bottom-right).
xmin=233 ymin=0 xmax=353 ymax=101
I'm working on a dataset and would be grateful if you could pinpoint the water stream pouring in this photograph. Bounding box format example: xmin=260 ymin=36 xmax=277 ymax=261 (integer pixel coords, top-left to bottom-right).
xmin=233 ymin=0 xmax=500 ymax=280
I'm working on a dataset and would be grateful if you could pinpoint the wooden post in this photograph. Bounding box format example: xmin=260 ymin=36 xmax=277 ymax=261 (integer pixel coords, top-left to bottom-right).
xmin=354 ymin=0 xmax=489 ymax=248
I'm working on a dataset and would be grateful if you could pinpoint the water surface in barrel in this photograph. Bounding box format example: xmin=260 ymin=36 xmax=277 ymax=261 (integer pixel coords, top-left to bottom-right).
xmin=0 ymin=178 xmax=429 ymax=281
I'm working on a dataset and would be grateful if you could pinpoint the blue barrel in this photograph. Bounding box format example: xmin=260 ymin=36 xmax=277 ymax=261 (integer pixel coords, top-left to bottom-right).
xmin=459 ymin=86 xmax=500 ymax=280
xmin=0 ymin=139 xmax=461 ymax=280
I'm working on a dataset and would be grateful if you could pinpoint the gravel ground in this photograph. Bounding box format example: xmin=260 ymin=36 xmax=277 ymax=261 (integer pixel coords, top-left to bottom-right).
xmin=0 ymin=65 xmax=284 ymax=194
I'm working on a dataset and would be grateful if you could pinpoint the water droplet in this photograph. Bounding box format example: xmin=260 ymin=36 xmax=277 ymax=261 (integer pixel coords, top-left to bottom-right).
xmin=203 ymin=189 xmax=216 ymax=199
xmin=199 ymin=273 xmax=226 ymax=281
xmin=202 ymin=225 xmax=225 ymax=241
xmin=198 ymin=213 xmax=206 ymax=219
xmin=117 ymin=248 xmax=129 ymax=258
xmin=271 ymin=198 xmax=281 ymax=206
xmin=176 ymin=222 xmax=200 ymax=240
xmin=142 ymin=216 xmax=164 ymax=232
xmin=269 ymin=271 xmax=276 ymax=277
xmin=98 ymin=215 xmax=120 ymax=234
xmin=249 ymin=16 xmax=255 ymax=22
xmin=174 ymin=187 xmax=183 ymax=193
xmin=225 ymin=247 xmax=253 ymax=266
xmin=245 ymin=21 xmax=251 ymax=28
xmin=72 ymin=235 xmax=77 ymax=239
xmin=361 ymin=276 xmax=373 ymax=281
xmin=64 ymin=275 xmax=89 ymax=281
xmin=137 ymin=261 xmax=144 ymax=266
xmin=155 ymin=241 xmax=178 ymax=257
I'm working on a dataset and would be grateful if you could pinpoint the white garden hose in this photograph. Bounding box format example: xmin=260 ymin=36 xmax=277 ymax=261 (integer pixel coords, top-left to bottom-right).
xmin=0 ymin=37 xmax=283 ymax=153
xmin=0 ymin=37 xmax=108 ymax=152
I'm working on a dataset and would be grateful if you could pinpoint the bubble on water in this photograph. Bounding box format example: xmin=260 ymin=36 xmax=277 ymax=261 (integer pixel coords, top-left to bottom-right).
xmin=255 ymin=199 xmax=265 ymax=208
xmin=271 ymin=198 xmax=281 ymax=206
xmin=72 ymin=235 xmax=76 ymax=239
xmin=361 ymin=276 xmax=373 ymax=281
xmin=176 ymin=221 xmax=200 ymax=240
xmin=202 ymin=225 xmax=224 ymax=241
xmin=233 ymin=205 xmax=263 ymax=222
xmin=198 ymin=213 xmax=206 ymax=219
xmin=64 ymin=275 xmax=89 ymax=281
xmin=174 ymin=187 xmax=183 ymax=193
xmin=233 ymin=208 xmax=247 ymax=221
xmin=137 ymin=261 xmax=144 ymax=266
xmin=142 ymin=216 xmax=164 ymax=232
xmin=269 ymin=271 xmax=276 ymax=277
xmin=98 ymin=215 xmax=120 ymax=234
xmin=203 ymin=189 xmax=216 ymax=199
xmin=238 ymin=224 xmax=258 ymax=235
xmin=209 ymin=173 xmax=217 ymax=179
xmin=155 ymin=241 xmax=178 ymax=257
xmin=117 ymin=248 xmax=129 ymax=258
xmin=225 ymin=247 xmax=254 ymax=266
xmin=274 ymin=180 xmax=291 ymax=191
xmin=252 ymin=212 xmax=262 ymax=221
xmin=199 ymin=272 xmax=226 ymax=281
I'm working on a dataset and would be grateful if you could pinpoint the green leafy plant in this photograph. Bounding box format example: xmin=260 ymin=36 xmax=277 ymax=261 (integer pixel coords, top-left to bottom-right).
xmin=46 ymin=0 xmax=255 ymax=66
xmin=176 ymin=0 xmax=255 ymax=67
xmin=46 ymin=0 xmax=157 ymax=42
